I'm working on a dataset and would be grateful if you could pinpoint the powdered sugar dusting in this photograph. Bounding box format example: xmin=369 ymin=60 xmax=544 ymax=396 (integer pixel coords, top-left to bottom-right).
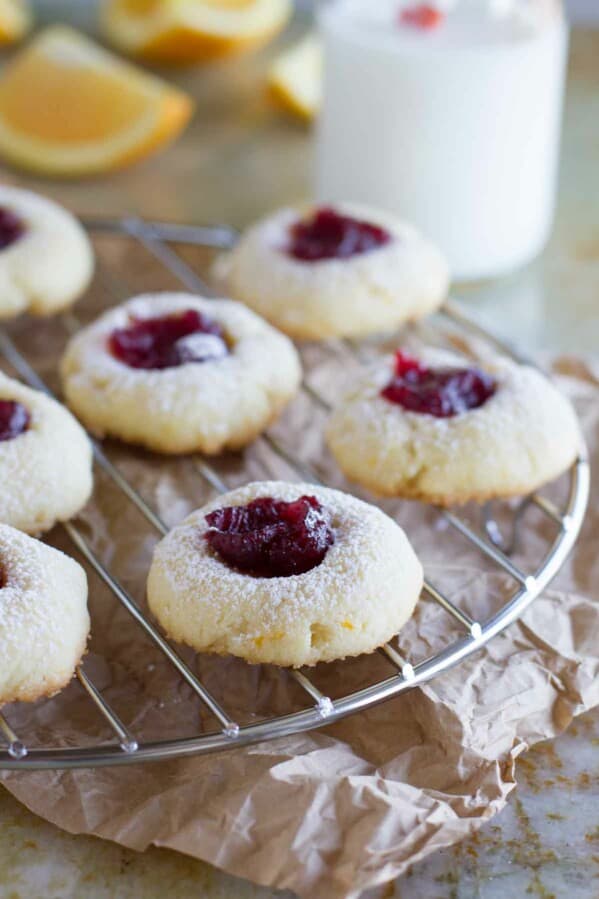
xmin=148 ymin=480 xmax=423 ymax=666
xmin=0 ymin=523 xmax=89 ymax=702
xmin=214 ymin=204 xmax=449 ymax=339
xmin=159 ymin=483 xmax=393 ymax=610
xmin=0 ymin=371 xmax=93 ymax=533
xmin=0 ymin=184 xmax=93 ymax=319
xmin=326 ymin=346 xmax=581 ymax=502
xmin=60 ymin=293 xmax=302 ymax=454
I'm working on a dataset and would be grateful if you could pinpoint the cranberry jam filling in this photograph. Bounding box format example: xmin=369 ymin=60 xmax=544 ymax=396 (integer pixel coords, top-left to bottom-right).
xmin=205 ymin=495 xmax=335 ymax=578
xmin=109 ymin=310 xmax=228 ymax=370
xmin=0 ymin=207 xmax=25 ymax=251
xmin=0 ymin=400 xmax=30 ymax=442
xmin=381 ymin=351 xmax=496 ymax=418
xmin=399 ymin=4 xmax=445 ymax=30
xmin=288 ymin=207 xmax=391 ymax=262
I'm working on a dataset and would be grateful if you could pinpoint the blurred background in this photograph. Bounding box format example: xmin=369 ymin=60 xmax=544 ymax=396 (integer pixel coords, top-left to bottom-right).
xmin=26 ymin=1 xmax=599 ymax=25
xmin=0 ymin=0 xmax=597 ymax=352
xmin=561 ymin=1 xmax=598 ymax=21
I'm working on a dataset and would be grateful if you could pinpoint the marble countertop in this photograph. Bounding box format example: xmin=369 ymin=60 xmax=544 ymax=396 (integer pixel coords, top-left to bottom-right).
xmin=0 ymin=18 xmax=598 ymax=899
xmin=1 ymin=710 xmax=596 ymax=899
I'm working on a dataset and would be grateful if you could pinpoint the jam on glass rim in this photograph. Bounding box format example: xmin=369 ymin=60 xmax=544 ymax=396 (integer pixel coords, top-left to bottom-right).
xmin=287 ymin=206 xmax=391 ymax=262
xmin=109 ymin=309 xmax=228 ymax=370
xmin=205 ymin=495 xmax=335 ymax=578
xmin=381 ymin=350 xmax=497 ymax=418
xmin=399 ymin=4 xmax=445 ymax=30
xmin=0 ymin=207 xmax=26 ymax=251
xmin=0 ymin=400 xmax=31 ymax=442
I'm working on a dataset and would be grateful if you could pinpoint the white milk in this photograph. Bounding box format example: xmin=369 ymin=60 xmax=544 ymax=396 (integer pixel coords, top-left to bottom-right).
xmin=316 ymin=1 xmax=568 ymax=281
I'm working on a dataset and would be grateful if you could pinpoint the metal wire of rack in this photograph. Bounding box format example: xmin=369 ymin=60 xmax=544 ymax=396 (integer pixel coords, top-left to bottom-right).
xmin=0 ymin=216 xmax=590 ymax=769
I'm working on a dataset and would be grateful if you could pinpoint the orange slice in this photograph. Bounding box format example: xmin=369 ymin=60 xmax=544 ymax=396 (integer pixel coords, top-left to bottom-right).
xmin=0 ymin=0 xmax=31 ymax=45
xmin=0 ymin=26 xmax=193 ymax=176
xmin=268 ymin=33 xmax=321 ymax=122
xmin=101 ymin=0 xmax=292 ymax=64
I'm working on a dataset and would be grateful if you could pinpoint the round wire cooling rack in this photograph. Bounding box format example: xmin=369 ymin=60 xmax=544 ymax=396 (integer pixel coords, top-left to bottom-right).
xmin=0 ymin=216 xmax=590 ymax=769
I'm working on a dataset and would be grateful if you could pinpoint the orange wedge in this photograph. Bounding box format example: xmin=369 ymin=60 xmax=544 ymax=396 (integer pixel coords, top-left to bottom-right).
xmin=268 ymin=33 xmax=321 ymax=121
xmin=101 ymin=0 xmax=292 ymax=64
xmin=0 ymin=26 xmax=193 ymax=176
xmin=0 ymin=0 xmax=31 ymax=45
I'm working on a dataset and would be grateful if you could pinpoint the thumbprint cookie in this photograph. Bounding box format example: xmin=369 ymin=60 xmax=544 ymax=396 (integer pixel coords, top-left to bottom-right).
xmin=0 ymin=185 xmax=93 ymax=319
xmin=147 ymin=480 xmax=423 ymax=667
xmin=0 ymin=372 xmax=93 ymax=534
xmin=326 ymin=347 xmax=581 ymax=506
xmin=60 ymin=292 xmax=302 ymax=455
xmin=0 ymin=524 xmax=89 ymax=704
xmin=213 ymin=203 xmax=449 ymax=339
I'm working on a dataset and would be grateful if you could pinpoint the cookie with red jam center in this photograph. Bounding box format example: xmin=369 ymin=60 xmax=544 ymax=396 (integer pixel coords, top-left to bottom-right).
xmin=0 ymin=185 xmax=93 ymax=320
xmin=381 ymin=351 xmax=496 ymax=417
xmin=147 ymin=481 xmax=424 ymax=667
xmin=326 ymin=347 xmax=582 ymax=506
xmin=213 ymin=203 xmax=449 ymax=340
xmin=205 ymin=495 xmax=335 ymax=578
xmin=60 ymin=294 xmax=302 ymax=455
xmin=0 ymin=524 xmax=90 ymax=705
xmin=0 ymin=400 xmax=30 ymax=441
xmin=110 ymin=309 xmax=228 ymax=370
xmin=0 ymin=371 xmax=93 ymax=535
xmin=288 ymin=207 xmax=391 ymax=262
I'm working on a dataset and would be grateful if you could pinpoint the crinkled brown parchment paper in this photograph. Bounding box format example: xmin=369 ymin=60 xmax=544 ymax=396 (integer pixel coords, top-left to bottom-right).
xmin=0 ymin=275 xmax=597 ymax=899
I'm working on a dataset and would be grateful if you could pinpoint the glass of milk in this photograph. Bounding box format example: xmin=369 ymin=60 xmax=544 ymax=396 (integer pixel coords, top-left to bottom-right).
xmin=315 ymin=0 xmax=569 ymax=281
